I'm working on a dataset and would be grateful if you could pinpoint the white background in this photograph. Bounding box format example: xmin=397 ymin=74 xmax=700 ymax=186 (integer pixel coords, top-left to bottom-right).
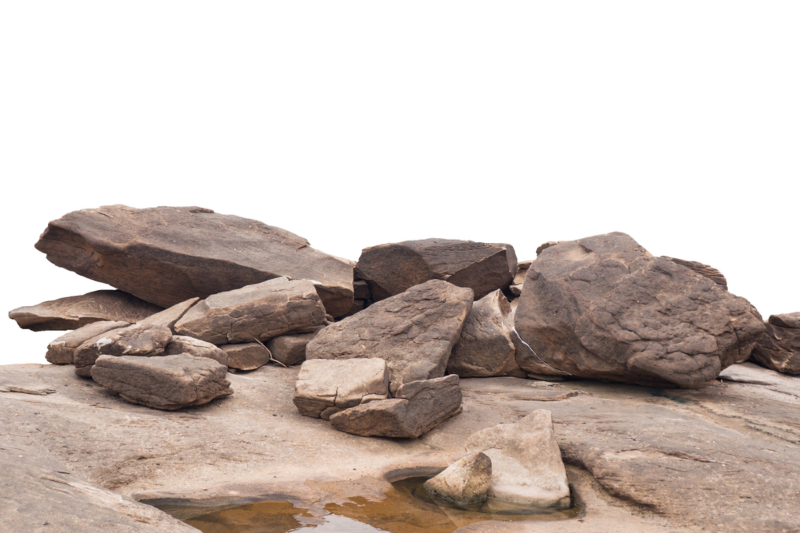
xmin=1 ymin=2 xmax=798 ymax=365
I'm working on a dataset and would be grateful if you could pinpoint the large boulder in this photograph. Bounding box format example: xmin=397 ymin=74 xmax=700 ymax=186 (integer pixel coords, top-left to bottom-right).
xmin=750 ymin=313 xmax=800 ymax=374
xmin=34 ymin=205 xmax=354 ymax=316
xmin=515 ymin=233 xmax=765 ymax=388
xmin=73 ymin=323 xmax=172 ymax=377
xmin=46 ymin=321 xmax=129 ymax=364
xmin=9 ymin=290 xmax=162 ymax=331
xmin=164 ymin=336 xmax=228 ymax=366
xmin=90 ymin=354 xmax=232 ymax=410
xmin=219 ymin=343 xmax=271 ymax=371
xmin=423 ymin=452 xmax=492 ymax=506
xmin=355 ymin=238 xmax=517 ymax=301
xmin=293 ymin=359 xmax=389 ymax=420
xmin=173 ymin=278 xmax=326 ymax=345
xmin=306 ymin=280 xmax=473 ymax=394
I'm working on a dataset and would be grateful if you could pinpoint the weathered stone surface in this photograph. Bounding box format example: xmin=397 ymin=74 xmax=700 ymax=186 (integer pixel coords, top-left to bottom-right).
xmin=329 ymin=375 xmax=462 ymax=438
xmin=73 ymin=323 xmax=172 ymax=376
xmin=664 ymin=257 xmax=728 ymax=290
xmin=509 ymin=259 xmax=532 ymax=296
xmin=9 ymin=290 xmax=162 ymax=331
xmin=219 ymin=343 xmax=271 ymax=371
xmin=341 ymin=298 xmax=366 ymax=318
xmin=35 ymin=205 xmax=354 ymax=316
xmin=266 ymin=330 xmax=320 ymax=366
xmin=515 ymin=233 xmax=765 ymax=388
xmin=91 ymin=354 xmax=232 ymax=410
xmin=138 ymin=298 xmax=199 ymax=331
xmin=293 ymin=359 xmax=389 ymax=420
xmin=174 ymin=277 xmax=326 ymax=345
xmin=46 ymin=321 xmax=129 ymax=364
xmin=353 ymin=280 xmax=372 ymax=300
xmin=306 ymin=280 xmax=473 ymax=393
xmin=0 ymin=368 xmax=56 ymax=395
xmin=447 ymin=290 xmax=519 ymax=377
xmin=536 ymin=241 xmax=564 ymax=255
xmin=466 ymin=409 xmax=570 ymax=508
xmin=164 ymin=336 xmax=228 ymax=366
xmin=750 ymin=313 xmax=800 ymax=374
xmin=424 ymin=452 xmax=492 ymax=505
xmin=355 ymin=238 xmax=517 ymax=301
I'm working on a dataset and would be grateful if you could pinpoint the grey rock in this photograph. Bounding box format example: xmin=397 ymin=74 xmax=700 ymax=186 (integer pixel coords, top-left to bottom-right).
xmin=424 ymin=452 xmax=492 ymax=506
xmin=219 ymin=343 xmax=271 ymax=371
xmin=164 ymin=336 xmax=228 ymax=366
xmin=266 ymin=330 xmax=321 ymax=366
xmin=73 ymin=323 xmax=172 ymax=376
xmin=46 ymin=321 xmax=129 ymax=365
xmin=293 ymin=359 xmax=389 ymax=420
xmin=750 ymin=313 xmax=800 ymax=374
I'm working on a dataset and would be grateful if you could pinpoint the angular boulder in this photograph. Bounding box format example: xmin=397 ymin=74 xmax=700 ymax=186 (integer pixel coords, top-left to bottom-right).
xmin=293 ymin=359 xmax=389 ymax=420
xmin=46 ymin=321 xmax=129 ymax=365
xmin=90 ymin=354 xmax=232 ymax=410
xmin=173 ymin=278 xmax=326 ymax=345
xmin=73 ymin=323 xmax=172 ymax=377
xmin=750 ymin=313 xmax=800 ymax=374
xmin=329 ymin=375 xmax=462 ymax=438
xmin=164 ymin=336 xmax=228 ymax=366
xmin=355 ymin=238 xmax=517 ymax=301
xmin=219 ymin=343 xmax=271 ymax=371
xmin=306 ymin=280 xmax=472 ymax=394
xmin=509 ymin=260 xmax=532 ymax=297
xmin=424 ymin=452 xmax=492 ymax=506
xmin=9 ymin=290 xmax=161 ymax=331
xmin=515 ymin=233 xmax=765 ymax=388
xmin=34 ymin=205 xmax=354 ymax=316
xmin=266 ymin=330 xmax=320 ymax=366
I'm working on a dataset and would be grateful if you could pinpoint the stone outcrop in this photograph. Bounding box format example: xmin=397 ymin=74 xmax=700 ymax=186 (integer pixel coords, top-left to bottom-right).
xmin=329 ymin=375 xmax=462 ymax=438
xmin=219 ymin=343 xmax=271 ymax=371
xmin=515 ymin=233 xmax=765 ymax=388
xmin=9 ymin=290 xmax=162 ymax=331
xmin=423 ymin=452 xmax=492 ymax=506
xmin=750 ymin=313 xmax=800 ymax=374
xmin=173 ymin=278 xmax=326 ymax=345
xmin=164 ymin=336 xmax=228 ymax=366
xmin=266 ymin=330 xmax=320 ymax=366
xmin=73 ymin=323 xmax=172 ymax=377
xmin=306 ymin=280 xmax=473 ymax=394
xmin=293 ymin=359 xmax=389 ymax=420
xmin=46 ymin=321 xmax=129 ymax=364
xmin=509 ymin=260 xmax=532 ymax=296
xmin=466 ymin=409 xmax=570 ymax=508
xmin=34 ymin=205 xmax=354 ymax=316
xmin=91 ymin=354 xmax=232 ymax=410
xmin=355 ymin=238 xmax=517 ymax=301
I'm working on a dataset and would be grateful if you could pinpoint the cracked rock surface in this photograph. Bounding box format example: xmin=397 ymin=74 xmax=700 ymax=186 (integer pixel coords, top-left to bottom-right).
xmin=73 ymin=322 xmax=173 ymax=377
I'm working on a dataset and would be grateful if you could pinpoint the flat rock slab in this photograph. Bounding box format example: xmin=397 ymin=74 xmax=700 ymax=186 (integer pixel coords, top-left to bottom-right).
xmin=306 ymin=280 xmax=473 ymax=393
xmin=0 ymin=368 xmax=55 ymax=395
xmin=164 ymin=336 xmax=228 ymax=366
xmin=751 ymin=313 xmax=800 ymax=374
xmin=91 ymin=354 xmax=232 ymax=410
xmin=34 ymin=205 xmax=354 ymax=316
xmin=73 ymin=323 xmax=173 ymax=375
xmin=46 ymin=320 xmax=129 ymax=364
xmin=267 ymin=330 xmax=320 ymax=366
xmin=219 ymin=343 xmax=272 ymax=371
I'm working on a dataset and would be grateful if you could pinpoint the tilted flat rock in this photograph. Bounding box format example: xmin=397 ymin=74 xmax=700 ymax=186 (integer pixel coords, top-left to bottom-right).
xmin=750 ymin=313 xmax=800 ymax=374
xmin=293 ymin=359 xmax=389 ymax=420
xmin=424 ymin=452 xmax=492 ymax=506
xmin=73 ymin=323 xmax=172 ymax=377
xmin=509 ymin=259 xmax=532 ymax=296
xmin=466 ymin=409 xmax=570 ymax=508
xmin=329 ymin=375 xmax=462 ymax=438
xmin=306 ymin=280 xmax=473 ymax=393
xmin=515 ymin=233 xmax=765 ymax=388
xmin=266 ymin=329 xmax=321 ymax=366
xmin=138 ymin=298 xmax=199 ymax=331
xmin=9 ymin=290 xmax=162 ymax=331
xmin=164 ymin=336 xmax=228 ymax=366
xmin=46 ymin=320 xmax=129 ymax=364
xmin=91 ymin=354 xmax=232 ymax=410
xmin=219 ymin=343 xmax=271 ymax=371
xmin=174 ymin=277 xmax=326 ymax=345
xmin=34 ymin=205 xmax=354 ymax=316
xmin=355 ymin=238 xmax=517 ymax=301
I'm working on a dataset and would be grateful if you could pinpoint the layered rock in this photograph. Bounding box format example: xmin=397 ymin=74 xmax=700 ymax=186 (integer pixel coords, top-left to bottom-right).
xmin=139 ymin=298 xmax=199 ymax=330
xmin=164 ymin=336 xmax=228 ymax=366
xmin=219 ymin=343 xmax=271 ymax=371
xmin=423 ymin=452 xmax=492 ymax=506
xmin=266 ymin=330 xmax=320 ymax=366
xmin=355 ymin=238 xmax=517 ymax=301
xmin=306 ymin=280 xmax=472 ymax=394
xmin=515 ymin=233 xmax=765 ymax=388
xmin=664 ymin=257 xmax=728 ymax=290
xmin=46 ymin=321 xmax=129 ymax=364
xmin=750 ymin=313 xmax=800 ymax=374
xmin=34 ymin=205 xmax=354 ymax=316
xmin=293 ymin=359 xmax=389 ymax=420
xmin=73 ymin=323 xmax=172 ymax=377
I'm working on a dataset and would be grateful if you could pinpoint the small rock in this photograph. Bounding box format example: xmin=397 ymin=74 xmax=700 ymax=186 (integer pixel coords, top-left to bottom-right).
xmin=73 ymin=323 xmax=172 ymax=377
xmin=46 ymin=321 xmax=129 ymax=365
xmin=750 ymin=313 xmax=800 ymax=374
xmin=164 ymin=336 xmax=228 ymax=366
xmin=219 ymin=343 xmax=271 ymax=371
xmin=293 ymin=359 xmax=389 ymax=420
xmin=424 ymin=452 xmax=492 ymax=506
xmin=266 ymin=330 xmax=321 ymax=366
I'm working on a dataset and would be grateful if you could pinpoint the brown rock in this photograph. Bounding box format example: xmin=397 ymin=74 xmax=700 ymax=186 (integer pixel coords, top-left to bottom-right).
xmin=266 ymin=330 xmax=320 ymax=366
xmin=138 ymin=298 xmax=199 ymax=331
xmin=34 ymin=205 xmax=354 ymax=316
xmin=293 ymin=359 xmax=389 ymax=420
xmin=219 ymin=343 xmax=271 ymax=371
xmin=424 ymin=452 xmax=492 ymax=506
xmin=509 ymin=260 xmax=532 ymax=296
xmin=750 ymin=313 xmax=800 ymax=374
xmin=164 ymin=336 xmax=228 ymax=366
xmin=341 ymin=299 xmax=366 ymax=318
xmin=353 ymin=280 xmax=372 ymax=300
xmin=46 ymin=321 xmax=129 ymax=365
xmin=73 ymin=323 xmax=172 ymax=377
xmin=664 ymin=257 xmax=728 ymax=290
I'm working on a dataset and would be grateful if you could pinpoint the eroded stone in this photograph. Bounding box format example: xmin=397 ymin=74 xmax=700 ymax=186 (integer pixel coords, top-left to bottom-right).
xmin=293 ymin=359 xmax=389 ymax=420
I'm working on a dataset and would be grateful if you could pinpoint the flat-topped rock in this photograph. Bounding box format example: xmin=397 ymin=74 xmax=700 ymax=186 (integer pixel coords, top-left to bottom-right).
xmin=73 ymin=323 xmax=172 ymax=376
xmin=293 ymin=359 xmax=389 ymax=420
xmin=751 ymin=313 xmax=800 ymax=374
xmin=219 ymin=343 xmax=271 ymax=371
xmin=46 ymin=321 xmax=129 ymax=364
xmin=164 ymin=336 xmax=228 ymax=366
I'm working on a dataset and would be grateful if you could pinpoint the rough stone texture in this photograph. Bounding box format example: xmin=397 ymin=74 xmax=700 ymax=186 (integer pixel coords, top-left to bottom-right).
xmin=664 ymin=257 xmax=728 ymax=290
xmin=73 ymin=323 xmax=172 ymax=376
xmin=751 ymin=313 xmax=800 ymax=374
xmin=515 ymin=232 xmax=765 ymax=388
xmin=509 ymin=259 xmax=532 ymax=296
xmin=266 ymin=330 xmax=320 ymax=366
xmin=307 ymin=280 xmax=472 ymax=394
xmin=466 ymin=409 xmax=570 ymax=508
xmin=423 ymin=452 xmax=492 ymax=505
xmin=353 ymin=280 xmax=372 ymax=300
xmin=91 ymin=354 xmax=232 ymax=410
xmin=0 ymin=368 xmax=56 ymax=395
xmin=164 ymin=336 xmax=228 ymax=366
xmin=34 ymin=205 xmax=354 ymax=316
xmin=355 ymin=238 xmax=517 ymax=301
xmin=447 ymin=290 xmax=519 ymax=377
xmin=293 ymin=359 xmax=389 ymax=420
xmin=219 ymin=343 xmax=272 ymax=371
xmin=536 ymin=241 xmax=564 ymax=256
xmin=341 ymin=298 xmax=366 ymax=318
xmin=138 ymin=298 xmax=199 ymax=331
xmin=329 ymin=375 xmax=462 ymax=438
xmin=46 ymin=321 xmax=129 ymax=364
xmin=174 ymin=277 xmax=326 ymax=345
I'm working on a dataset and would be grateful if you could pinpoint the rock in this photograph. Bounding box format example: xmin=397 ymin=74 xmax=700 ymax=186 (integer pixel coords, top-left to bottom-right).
xmin=219 ymin=343 xmax=271 ymax=371
xmin=174 ymin=278 xmax=326 ymax=345
xmin=306 ymin=280 xmax=473 ymax=394
xmin=355 ymin=238 xmax=517 ymax=301
xmin=164 ymin=336 xmax=228 ymax=366
xmin=73 ymin=323 xmax=172 ymax=377
xmin=91 ymin=354 xmax=232 ymax=410
xmin=34 ymin=205 xmax=354 ymax=316
xmin=353 ymin=280 xmax=372 ymax=300
xmin=341 ymin=299 xmax=366 ymax=318
xmin=0 ymin=368 xmax=56 ymax=395
xmin=266 ymin=330 xmax=320 ymax=366
xmin=664 ymin=257 xmax=728 ymax=290
xmin=423 ymin=452 xmax=492 ymax=506
xmin=46 ymin=321 xmax=129 ymax=365
xmin=447 ymin=290 xmax=519 ymax=377
xmin=138 ymin=298 xmax=199 ymax=331
xmin=293 ymin=359 xmax=389 ymax=420
xmin=329 ymin=375 xmax=462 ymax=438
xmin=515 ymin=233 xmax=765 ymax=388
xmin=750 ymin=313 xmax=800 ymax=374
xmin=466 ymin=409 xmax=570 ymax=508
xmin=536 ymin=241 xmax=565 ymax=255
xmin=9 ymin=290 xmax=162 ymax=332
xmin=509 ymin=260 xmax=532 ymax=296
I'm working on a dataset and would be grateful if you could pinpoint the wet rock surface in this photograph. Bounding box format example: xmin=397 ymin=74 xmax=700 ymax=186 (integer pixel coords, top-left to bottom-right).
xmin=751 ymin=313 xmax=800 ymax=374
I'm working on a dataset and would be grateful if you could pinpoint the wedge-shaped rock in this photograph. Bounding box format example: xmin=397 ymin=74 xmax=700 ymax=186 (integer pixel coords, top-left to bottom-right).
xmin=46 ymin=321 xmax=129 ymax=365
xmin=165 ymin=336 xmax=228 ymax=366
xmin=751 ymin=313 xmax=800 ymax=375
xmin=174 ymin=278 xmax=326 ymax=345
xmin=424 ymin=452 xmax=492 ymax=506
xmin=138 ymin=298 xmax=199 ymax=331
xmin=509 ymin=260 xmax=532 ymax=297
xmin=266 ymin=329 xmax=321 ymax=366
xmin=306 ymin=280 xmax=472 ymax=394
xmin=9 ymin=290 xmax=162 ymax=332
xmin=91 ymin=354 xmax=232 ymax=410
xmin=293 ymin=359 xmax=389 ymax=420
xmin=329 ymin=375 xmax=462 ymax=438
xmin=466 ymin=409 xmax=569 ymax=508
xmin=220 ymin=343 xmax=271 ymax=371
xmin=34 ymin=205 xmax=354 ymax=316
xmin=356 ymin=238 xmax=517 ymax=301
xmin=515 ymin=233 xmax=765 ymax=388
xmin=73 ymin=323 xmax=172 ymax=377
